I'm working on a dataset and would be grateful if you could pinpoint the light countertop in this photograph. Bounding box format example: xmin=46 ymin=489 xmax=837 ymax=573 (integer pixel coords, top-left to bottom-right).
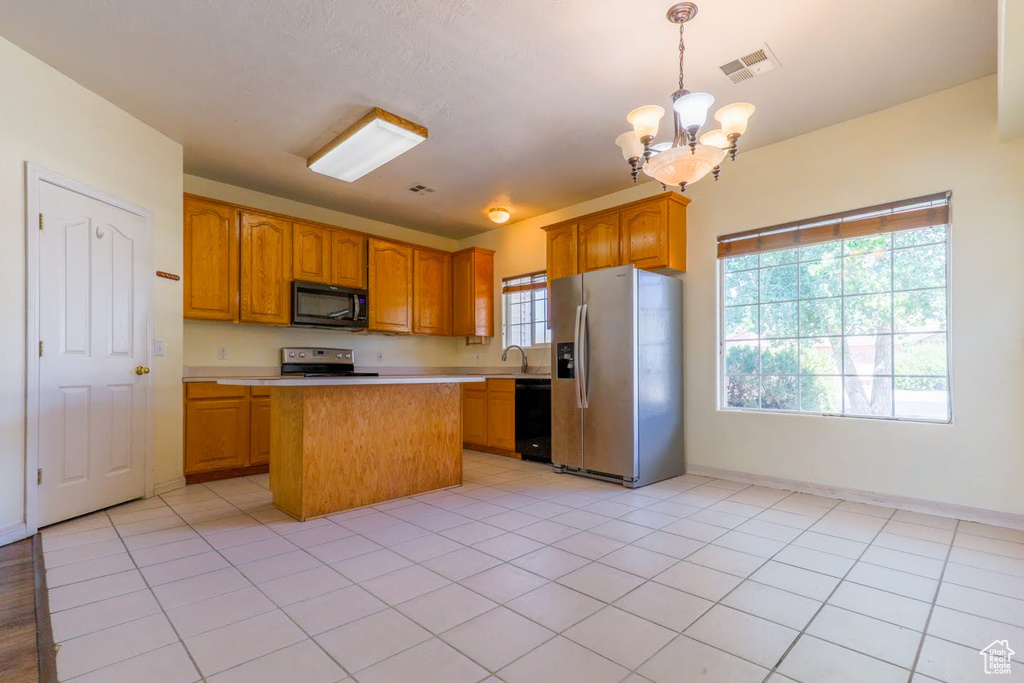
xmin=184 ymin=368 xmax=550 ymax=383
xmin=217 ymin=375 xmax=487 ymax=387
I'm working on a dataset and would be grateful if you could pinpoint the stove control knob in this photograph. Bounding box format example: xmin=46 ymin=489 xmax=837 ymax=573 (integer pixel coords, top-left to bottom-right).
xmin=299 ymin=353 xmax=306 ymax=358
xmin=288 ymin=352 xmax=296 ymax=358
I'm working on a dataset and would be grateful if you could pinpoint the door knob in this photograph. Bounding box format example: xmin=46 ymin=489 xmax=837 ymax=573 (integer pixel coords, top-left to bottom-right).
xmin=135 ymin=366 xmax=151 ymax=375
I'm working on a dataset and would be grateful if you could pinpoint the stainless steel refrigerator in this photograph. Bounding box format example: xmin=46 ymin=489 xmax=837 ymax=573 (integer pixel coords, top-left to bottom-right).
xmin=550 ymin=264 xmax=684 ymax=487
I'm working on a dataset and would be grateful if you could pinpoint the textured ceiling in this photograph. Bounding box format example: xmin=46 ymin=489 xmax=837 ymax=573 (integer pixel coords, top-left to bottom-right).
xmin=0 ymin=0 xmax=997 ymax=238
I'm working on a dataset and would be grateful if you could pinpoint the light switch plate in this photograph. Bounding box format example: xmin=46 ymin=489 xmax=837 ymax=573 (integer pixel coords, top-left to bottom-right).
xmin=153 ymin=339 xmax=165 ymax=357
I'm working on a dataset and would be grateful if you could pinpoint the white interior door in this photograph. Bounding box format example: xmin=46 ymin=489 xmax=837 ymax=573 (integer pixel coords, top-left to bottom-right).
xmin=37 ymin=179 xmax=150 ymax=527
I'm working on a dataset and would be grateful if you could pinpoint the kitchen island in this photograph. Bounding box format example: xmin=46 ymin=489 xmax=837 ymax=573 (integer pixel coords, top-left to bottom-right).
xmin=218 ymin=375 xmax=484 ymax=520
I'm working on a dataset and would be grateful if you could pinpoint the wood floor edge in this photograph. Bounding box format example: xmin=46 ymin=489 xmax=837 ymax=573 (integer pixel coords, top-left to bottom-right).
xmin=32 ymin=534 xmax=57 ymax=683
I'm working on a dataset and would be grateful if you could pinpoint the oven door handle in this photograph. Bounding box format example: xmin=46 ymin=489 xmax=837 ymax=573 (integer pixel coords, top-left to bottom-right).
xmin=352 ymin=295 xmax=360 ymax=322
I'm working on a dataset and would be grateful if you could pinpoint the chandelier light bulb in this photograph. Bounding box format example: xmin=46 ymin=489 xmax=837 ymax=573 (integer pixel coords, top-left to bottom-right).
xmin=714 ymin=102 xmax=756 ymax=137
xmin=488 ymin=207 xmax=511 ymax=224
xmin=698 ymin=129 xmax=730 ymax=149
xmin=615 ymin=132 xmax=644 ymax=161
xmin=627 ymin=105 xmax=665 ymax=141
xmin=673 ymin=92 xmax=715 ymax=130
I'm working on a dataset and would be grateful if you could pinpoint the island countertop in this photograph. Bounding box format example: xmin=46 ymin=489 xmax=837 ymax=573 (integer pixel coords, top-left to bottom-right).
xmin=217 ymin=375 xmax=486 ymax=387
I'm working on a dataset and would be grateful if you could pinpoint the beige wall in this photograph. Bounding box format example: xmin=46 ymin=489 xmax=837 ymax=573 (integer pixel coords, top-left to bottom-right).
xmin=183 ymin=176 xmax=464 ymax=370
xmin=457 ymin=76 xmax=1024 ymax=516
xmin=0 ymin=36 xmax=184 ymax=534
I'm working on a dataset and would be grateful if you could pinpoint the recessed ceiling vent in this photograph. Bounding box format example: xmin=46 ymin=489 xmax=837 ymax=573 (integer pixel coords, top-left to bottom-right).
xmin=719 ymin=44 xmax=781 ymax=84
xmin=407 ymin=184 xmax=435 ymax=196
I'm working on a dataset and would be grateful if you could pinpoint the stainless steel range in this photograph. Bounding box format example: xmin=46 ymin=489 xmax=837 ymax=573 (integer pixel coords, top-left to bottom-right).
xmin=280 ymin=347 xmax=379 ymax=378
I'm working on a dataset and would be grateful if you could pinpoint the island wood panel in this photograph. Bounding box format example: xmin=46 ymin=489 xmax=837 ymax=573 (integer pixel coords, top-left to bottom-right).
xmin=331 ymin=229 xmax=368 ymax=288
xmin=412 ymin=248 xmax=453 ymax=336
xmin=270 ymin=383 xmax=462 ymax=520
xmin=240 ymin=211 xmax=292 ymax=325
xmin=183 ymin=197 xmax=239 ymax=321
xmin=293 ymin=221 xmax=332 ymax=283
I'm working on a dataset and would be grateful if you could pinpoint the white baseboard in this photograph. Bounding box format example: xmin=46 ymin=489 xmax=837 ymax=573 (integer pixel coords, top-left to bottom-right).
xmin=686 ymin=464 xmax=1024 ymax=531
xmin=0 ymin=522 xmax=29 ymax=547
xmin=153 ymin=476 xmax=186 ymax=497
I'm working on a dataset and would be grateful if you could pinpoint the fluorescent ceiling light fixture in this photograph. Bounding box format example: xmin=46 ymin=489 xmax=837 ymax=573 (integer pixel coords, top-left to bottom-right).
xmin=307 ymin=108 xmax=427 ymax=182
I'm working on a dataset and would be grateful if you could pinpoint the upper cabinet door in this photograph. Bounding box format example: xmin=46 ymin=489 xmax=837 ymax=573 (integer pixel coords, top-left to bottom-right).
xmin=452 ymin=247 xmax=495 ymax=337
xmin=183 ymin=197 xmax=239 ymax=321
xmin=412 ymin=248 xmax=453 ymax=336
xmin=546 ymin=223 xmax=578 ymax=283
xmin=578 ymin=212 xmax=621 ymax=273
xmin=368 ymin=238 xmax=413 ymax=333
xmin=621 ymin=198 xmax=670 ymax=270
xmin=240 ymin=212 xmax=292 ymax=325
xmin=331 ymin=229 xmax=368 ymax=289
xmin=292 ymin=222 xmax=331 ymax=283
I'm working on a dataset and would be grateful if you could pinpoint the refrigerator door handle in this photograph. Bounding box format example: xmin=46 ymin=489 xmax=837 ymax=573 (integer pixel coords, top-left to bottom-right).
xmin=579 ymin=303 xmax=589 ymax=408
xmin=577 ymin=303 xmax=585 ymax=409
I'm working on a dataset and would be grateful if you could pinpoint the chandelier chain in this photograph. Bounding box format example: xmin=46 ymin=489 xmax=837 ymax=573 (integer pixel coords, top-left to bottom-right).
xmin=678 ymin=22 xmax=685 ymax=91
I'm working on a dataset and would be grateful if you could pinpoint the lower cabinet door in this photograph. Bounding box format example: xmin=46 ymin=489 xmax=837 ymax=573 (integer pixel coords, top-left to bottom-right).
xmin=185 ymin=398 xmax=250 ymax=473
xmin=463 ymin=385 xmax=488 ymax=446
xmin=487 ymin=390 xmax=516 ymax=451
xmin=249 ymin=397 xmax=271 ymax=466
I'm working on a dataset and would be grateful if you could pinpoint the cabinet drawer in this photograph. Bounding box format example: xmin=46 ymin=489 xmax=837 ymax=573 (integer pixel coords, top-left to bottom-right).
xmin=250 ymin=386 xmax=271 ymax=398
xmin=486 ymin=378 xmax=515 ymax=394
xmin=186 ymin=382 xmax=248 ymax=400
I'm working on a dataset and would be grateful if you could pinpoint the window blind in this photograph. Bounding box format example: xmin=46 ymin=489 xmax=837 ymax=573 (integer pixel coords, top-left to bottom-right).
xmin=717 ymin=192 xmax=950 ymax=259
xmin=502 ymin=271 xmax=547 ymax=294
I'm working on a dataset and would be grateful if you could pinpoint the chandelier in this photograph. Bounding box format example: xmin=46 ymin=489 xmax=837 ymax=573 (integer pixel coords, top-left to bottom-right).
xmin=616 ymin=2 xmax=755 ymax=192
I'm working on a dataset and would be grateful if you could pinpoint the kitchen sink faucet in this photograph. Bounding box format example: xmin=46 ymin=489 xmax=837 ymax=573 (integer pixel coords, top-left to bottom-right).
xmin=502 ymin=345 xmax=528 ymax=374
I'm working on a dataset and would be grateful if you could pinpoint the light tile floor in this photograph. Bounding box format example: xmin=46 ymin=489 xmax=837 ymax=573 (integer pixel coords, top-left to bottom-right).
xmin=42 ymin=452 xmax=1024 ymax=682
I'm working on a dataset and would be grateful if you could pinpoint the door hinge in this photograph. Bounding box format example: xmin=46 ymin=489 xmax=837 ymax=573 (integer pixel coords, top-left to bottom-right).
xmin=39 ymin=340 xmax=44 ymax=357
xmin=37 ymin=468 xmax=42 ymax=485
xmin=38 ymin=213 xmax=44 ymax=230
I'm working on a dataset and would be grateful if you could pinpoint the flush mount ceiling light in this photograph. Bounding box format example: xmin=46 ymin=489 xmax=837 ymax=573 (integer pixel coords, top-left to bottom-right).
xmin=308 ymin=108 xmax=427 ymax=182
xmin=488 ymin=207 xmax=511 ymax=224
xmin=615 ymin=2 xmax=756 ymax=191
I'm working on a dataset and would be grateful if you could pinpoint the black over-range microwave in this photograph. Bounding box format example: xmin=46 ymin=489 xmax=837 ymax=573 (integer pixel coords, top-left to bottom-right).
xmin=291 ymin=280 xmax=368 ymax=330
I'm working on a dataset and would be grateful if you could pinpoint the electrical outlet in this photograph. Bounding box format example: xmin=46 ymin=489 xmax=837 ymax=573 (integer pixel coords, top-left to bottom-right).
xmin=153 ymin=339 xmax=165 ymax=357
xmin=217 ymin=346 xmax=228 ymax=360
xmin=376 ymin=352 xmax=384 ymax=364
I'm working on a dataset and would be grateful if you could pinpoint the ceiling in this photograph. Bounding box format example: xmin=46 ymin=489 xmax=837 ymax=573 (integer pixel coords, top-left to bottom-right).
xmin=0 ymin=0 xmax=996 ymax=239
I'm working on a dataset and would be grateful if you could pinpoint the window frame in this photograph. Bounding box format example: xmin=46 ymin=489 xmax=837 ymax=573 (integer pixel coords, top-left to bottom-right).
xmin=501 ymin=271 xmax=551 ymax=350
xmin=717 ymin=202 xmax=954 ymax=425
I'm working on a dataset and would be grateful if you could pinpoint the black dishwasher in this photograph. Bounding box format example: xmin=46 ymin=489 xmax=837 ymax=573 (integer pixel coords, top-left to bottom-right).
xmin=515 ymin=378 xmax=551 ymax=462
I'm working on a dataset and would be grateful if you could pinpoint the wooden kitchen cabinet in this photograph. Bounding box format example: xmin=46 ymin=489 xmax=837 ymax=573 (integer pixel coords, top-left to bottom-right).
xmin=183 ymin=197 xmax=239 ymax=321
xmin=578 ymin=211 xmax=621 ymax=273
xmin=462 ymin=382 xmax=488 ymax=446
xmin=462 ymin=378 xmax=517 ymax=457
xmin=542 ymin=192 xmax=689 ymax=276
xmin=331 ymin=229 xmax=368 ymax=288
xmin=249 ymin=395 xmax=271 ymax=466
xmin=452 ymin=247 xmax=495 ymax=337
xmin=292 ymin=221 xmax=332 ymax=283
xmin=412 ymin=248 xmax=453 ymax=336
xmin=368 ymin=238 xmax=414 ymax=333
xmin=240 ymin=211 xmax=292 ymax=325
xmin=184 ymin=383 xmax=270 ymax=481
xmin=184 ymin=392 xmax=250 ymax=474
xmin=546 ymin=222 xmax=578 ymax=284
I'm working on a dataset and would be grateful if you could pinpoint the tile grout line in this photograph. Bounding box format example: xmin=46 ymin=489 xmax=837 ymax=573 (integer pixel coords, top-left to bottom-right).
xmin=906 ymin=519 xmax=959 ymax=682
xmin=99 ymin=505 xmax=209 ymax=683
xmin=759 ymin=505 xmax=901 ymax=683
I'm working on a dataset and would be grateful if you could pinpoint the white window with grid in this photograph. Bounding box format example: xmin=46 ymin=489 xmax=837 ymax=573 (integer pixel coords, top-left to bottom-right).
xmin=718 ymin=193 xmax=952 ymax=422
xmin=502 ymin=272 xmax=551 ymax=348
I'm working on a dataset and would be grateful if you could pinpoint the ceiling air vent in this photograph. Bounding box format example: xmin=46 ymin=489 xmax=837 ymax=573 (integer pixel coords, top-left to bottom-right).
xmin=406 ymin=184 xmax=435 ymax=196
xmin=719 ymin=44 xmax=781 ymax=84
